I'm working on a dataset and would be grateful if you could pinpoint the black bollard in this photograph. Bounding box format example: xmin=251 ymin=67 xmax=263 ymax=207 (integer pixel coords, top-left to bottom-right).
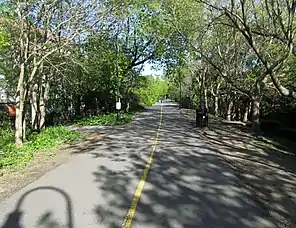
xmin=196 ymin=109 xmax=202 ymax=128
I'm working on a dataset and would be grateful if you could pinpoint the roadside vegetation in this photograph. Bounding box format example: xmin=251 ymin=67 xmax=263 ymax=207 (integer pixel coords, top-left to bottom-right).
xmin=0 ymin=124 xmax=80 ymax=169
xmin=1 ymin=0 xmax=296 ymax=168
xmin=72 ymin=112 xmax=134 ymax=126
xmin=0 ymin=1 xmax=170 ymax=169
xmin=0 ymin=75 xmax=167 ymax=169
xmin=163 ymin=0 xmax=296 ymax=146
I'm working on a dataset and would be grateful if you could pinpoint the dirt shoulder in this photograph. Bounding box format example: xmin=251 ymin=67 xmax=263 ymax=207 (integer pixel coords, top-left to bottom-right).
xmin=181 ymin=109 xmax=296 ymax=228
xmin=0 ymin=131 xmax=102 ymax=202
xmin=0 ymin=144 xmax=78 ymax=202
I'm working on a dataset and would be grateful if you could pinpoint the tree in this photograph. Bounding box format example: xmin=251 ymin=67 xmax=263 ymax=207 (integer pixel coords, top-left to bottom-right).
xmin=6 ymin=0 xmax=121 ymax=145
xmin=202 ymin=0 xmax=296 ymax=98
xmin=161 ymin=0 xmax=278 ymax=132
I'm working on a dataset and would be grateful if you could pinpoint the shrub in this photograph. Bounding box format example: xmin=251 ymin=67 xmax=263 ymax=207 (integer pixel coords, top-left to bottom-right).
xmin=74 ymin=112 xmax=133 ymax=126
xmin=0 ymin=126 xmax=80 ymax=169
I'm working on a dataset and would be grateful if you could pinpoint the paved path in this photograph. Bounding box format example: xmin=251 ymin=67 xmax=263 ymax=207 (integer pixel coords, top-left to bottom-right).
xmin=0 ymin=102 xmax=277 ymax=228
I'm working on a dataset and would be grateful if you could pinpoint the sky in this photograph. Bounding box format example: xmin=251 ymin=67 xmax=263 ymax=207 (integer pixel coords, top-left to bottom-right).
xmin=141 ymin=63 xmax=164 ymax=77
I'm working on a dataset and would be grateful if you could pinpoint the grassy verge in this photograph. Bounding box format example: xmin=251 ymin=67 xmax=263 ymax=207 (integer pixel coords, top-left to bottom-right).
xmin=72 ymin=112 xmax=134 ymax=126
xmin=0 ymin=126 xmax=80 ymax=169
xmin=1 ymin=111 xmax=134 ymax=169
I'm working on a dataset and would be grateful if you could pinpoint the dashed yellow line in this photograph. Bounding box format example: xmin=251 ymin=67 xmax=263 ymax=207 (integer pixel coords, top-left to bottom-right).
xmin=122 ymin=104 xmax=163 ymax=228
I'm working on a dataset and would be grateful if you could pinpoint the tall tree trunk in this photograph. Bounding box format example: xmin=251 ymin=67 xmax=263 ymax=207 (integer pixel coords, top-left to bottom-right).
xmin=211 ymin=82 xmax=221 ymax=117
xmin=199 ymin=69 xmax=206 ymax=112
xmin=39 ymin=78 xmax=49 ymax=129
xmin=252 ymin=80 xmax=262 ymax=133
xmin=243 ymin=103 xmax=249 ymax=122
xmin=179 ymin=77 xmax=182 ymax=103
xmin=226 ymin=97 xmax=233 ymax=121
xmin=235 ymin=101 xmax=241 ymax=121
xmin=248 ymin=101 xmax=252 ymax=116
xmin=252 ymin=96 xmax=261 ymax=133
xmin=31 ymin=83 xmax=38 ymax=130
xmin=204 ymin=88 xmax=208 ymax=110
xmin=199 ymin=83 xmax=203 ymax=111
xmin=15 ymin=63 xmax=25 ymax=146
xmin=22 ymin=110 xmax=27 ymax=141
xmin=214 ymin=95 xmax=219 ymax=116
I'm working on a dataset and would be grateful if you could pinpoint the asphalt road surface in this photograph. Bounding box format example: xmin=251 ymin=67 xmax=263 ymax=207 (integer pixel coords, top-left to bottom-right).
xmin=0 ymin=102 xmax=277 ymax=228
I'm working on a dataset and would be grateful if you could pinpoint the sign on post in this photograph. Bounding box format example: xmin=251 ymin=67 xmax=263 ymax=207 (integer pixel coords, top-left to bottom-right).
xmin=116 ymin=101 xmax=121 ymax=110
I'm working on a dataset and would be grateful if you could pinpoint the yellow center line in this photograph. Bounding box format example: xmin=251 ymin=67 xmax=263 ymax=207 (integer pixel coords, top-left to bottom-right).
xmin=122 ymin=104 xmax=163 ymax=228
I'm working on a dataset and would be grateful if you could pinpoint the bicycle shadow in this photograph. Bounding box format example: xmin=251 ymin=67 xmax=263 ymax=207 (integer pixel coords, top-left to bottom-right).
xmin=1 ymin=186 xmax=73 ymax=228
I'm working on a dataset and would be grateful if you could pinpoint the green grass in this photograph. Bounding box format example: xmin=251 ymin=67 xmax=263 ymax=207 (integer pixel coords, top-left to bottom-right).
xmin=0 ymin=111 xmax=134 ymax=169
xmin=73 ymin=112 xmax=134 ymax=126
xmin=0 ymin=126 xmax=80 ymax=169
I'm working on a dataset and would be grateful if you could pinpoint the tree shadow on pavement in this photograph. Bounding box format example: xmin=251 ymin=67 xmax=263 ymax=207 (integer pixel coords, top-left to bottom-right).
xmin=67 ymin=105 xmax=162 ymax=162
xmin=3 ymin=103 xmax=290 ymax=228
xmin=200 ymin=120 xmax=296 ymax=228
xmin=70 ymin=103 xmax=278 ymax=228
xmin=1 ymin=187 xmax=73 ymax=228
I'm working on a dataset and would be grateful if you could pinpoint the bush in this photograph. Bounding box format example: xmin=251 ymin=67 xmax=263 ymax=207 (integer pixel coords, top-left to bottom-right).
xmin=133 ymin=76 xmax=168 ymax=108
xmin=0 ymin=126 xmax=80 ymax=169
xmin=73 ymin=112 xmax=133 ymax=126
xmin=179 ymin=96 xmax=193 ymax=109
xmin=0 ymin=112 xmax=14 ymax=153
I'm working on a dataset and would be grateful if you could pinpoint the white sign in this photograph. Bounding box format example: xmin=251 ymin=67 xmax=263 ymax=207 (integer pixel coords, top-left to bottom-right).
xmin=116 ymin=102 xmax=121 ymax=110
